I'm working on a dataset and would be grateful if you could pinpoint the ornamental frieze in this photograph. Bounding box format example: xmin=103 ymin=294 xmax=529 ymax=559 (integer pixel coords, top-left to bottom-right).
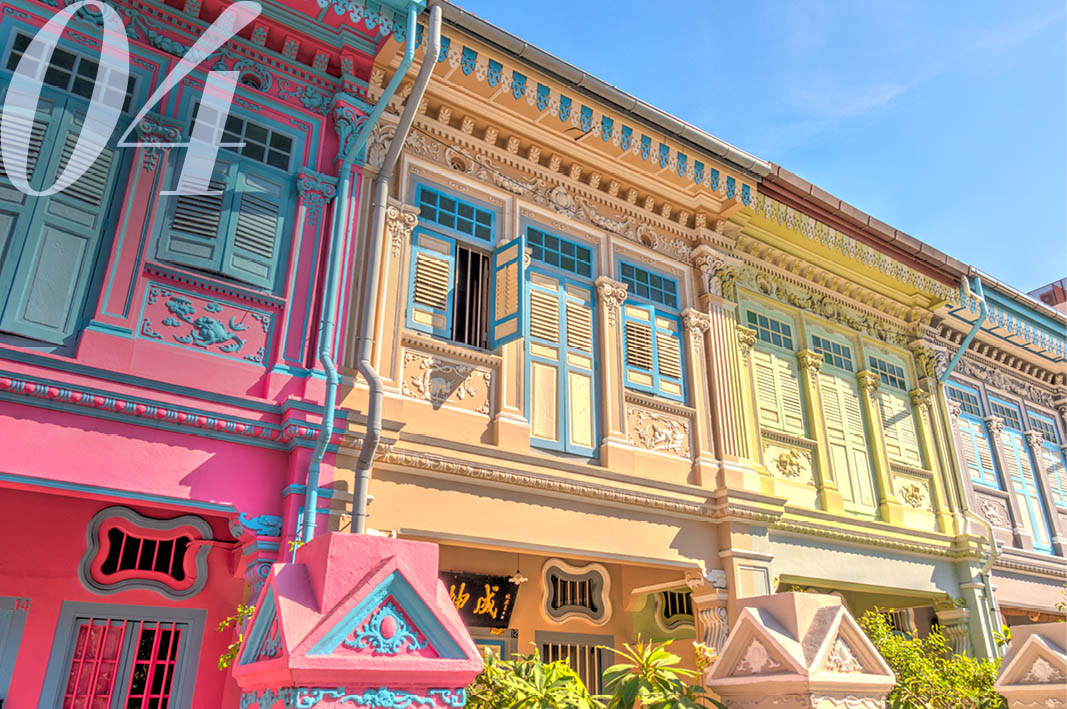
xmin=626 ymin=407 xmax=691 ymax=458
xmin=955 ymin=357 xmax=1056 ymax=408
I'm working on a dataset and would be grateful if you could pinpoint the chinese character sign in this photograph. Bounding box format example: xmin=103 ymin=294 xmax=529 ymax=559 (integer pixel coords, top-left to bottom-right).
xmin=441 ymin=571 xmax=518 ymax=629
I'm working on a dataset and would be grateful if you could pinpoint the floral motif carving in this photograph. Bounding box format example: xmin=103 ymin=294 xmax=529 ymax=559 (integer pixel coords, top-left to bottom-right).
xmin=978 ymin=496 xmax=1010 ymax=528
xmin=142 ymin=286 xmax=272 ymax=365
xmin=692 ymin=246 xmax=726 ymax=296
xmin=736 ymin=325 xmax=758 ymax=358
xmin=856 ymin=370 xmax=880 ymax=396
xmin=733 ymin=639 xmax=782 ymax=675
xmin=626 ymin=407 xmax=691 ymax=458
xmin=595 ymin=277 xmax=628 ymax=327
xmin=910 ymin=342 xmax=949 ymax=380
xmin=909 ymin=389 xmax=931 ymax=414
xmin=985 ymin=416 xmax=1005 ymax=437
xmin=402 ymin=352 xmax=491 ymax=414
xmin=825 ymin=637 xmax=863 ymax=673
xmin=296 ymin=170 xmax=338 ymax=230
xmin=682 ymin=308 xmax=711 ymax=337
xmin=896 ymin=481 xmax=928 ymax=510
xmin=135 ymin=116 xmax=183 ymax=172
xmin=946 ymin=400 xmax=963 ymax=422
xmin=957 ymin=358 xmax=1055 ymax=408
xmin=1024 ymin=430 xmax=1045 ymax=449
xmin=345 ymin=600 xmax=426 ymax=656
xmin=386 ymin=204 xmax=419 ymax=258
xmin=797 ymin=350 xmax=824 ymax=385
xmin=1020 ymin=656 xmax=1066 ymax=683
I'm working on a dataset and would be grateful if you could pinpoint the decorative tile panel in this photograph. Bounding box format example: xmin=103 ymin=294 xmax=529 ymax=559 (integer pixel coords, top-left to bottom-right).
xmin=139 ymin=284 xmax=273 ymax=366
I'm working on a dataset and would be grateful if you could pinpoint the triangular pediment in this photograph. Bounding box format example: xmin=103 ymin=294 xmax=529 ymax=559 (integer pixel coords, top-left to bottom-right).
xmin=997 ymin=634 xmax=1067 ymax=687
xmin=708 ymin=609 xmax=804 ymax=679
xmin=239 ymin=582 xmax=284 ymax=665
xmin=811 ymin=611 xmax=893 ymax=678
xmin=306 ymin=569 xmax=464 ymax=659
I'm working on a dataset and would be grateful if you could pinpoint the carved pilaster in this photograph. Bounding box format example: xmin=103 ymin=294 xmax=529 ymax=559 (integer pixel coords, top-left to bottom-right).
xmin=736 ymin=325 xmax=757 ymax=358
xmin=796 ymin=350 xmax=824 ymax=386
xmin=856 ymin=370 xmax=881 ymax=396
xmin=985 ymin=416 xmax=1004 ymax=438
xmin=594 ymin=276 xmax=628 ymax=327
xmin=1025 ymin=430 xmax=1045 ymax=450
xmin=856 ymin=370 xmax=902 ymax=524
xmin=135 ymin=115 xmax=183 ymax=172
xmin=296 ymin=170 xmax=338 ymax=230
xmin=909 ymin=389 xmax=932 ymax=414
xmin=909 ymin=340 xmax=950 ymax=381
xmin=716 ymin=264 xmax=746 ymax=302
xmin=691 ymin=244 xmax=726 ymax=298
xmin=682 ymin=308 xmax=712 ymax=337
xmin=934 ymin=605 xmax=971 ymax=656
xmin=331 ymin=93 xmax=369 ymax=163
xmin=947 ymin=400 xmax=963 ymax=423
xmin=385 ymin=202 xmax=419 ymax=258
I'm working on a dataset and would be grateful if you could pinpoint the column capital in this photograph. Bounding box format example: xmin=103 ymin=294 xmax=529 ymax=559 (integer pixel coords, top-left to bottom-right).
xmin=736 ymin=325 xmax=757 ymax=358
xmin=331 ymin=92 xmax=370 ymax=162
xmin=984 ymin=415 xmax=1004 ymax=437
xmin=385 ymin=201 xmax=420 ymax=258
xmin=135 ymin=114 xmax=183 ymax=172
xmin=682 ymin=307 xmax=712 ymax=336
xmin=296 ymin=170 xmax=339 ymax=230
xmin=1024 ymin=430 xmax=1045 ymax=449
xmin=796 ymin=349 xmax=824 ymax=384
xmin=594 ymin=276 xmax=628 ymax=327
xmin=856 ymin=370 xmax=881 ymax=396
xmin=909 ymin=388 xmax=932 ymax=410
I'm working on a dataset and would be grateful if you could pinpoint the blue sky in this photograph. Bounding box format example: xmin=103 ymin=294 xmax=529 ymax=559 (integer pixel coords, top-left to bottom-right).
xmin=450 ymin=1 xmax=1066 ymax=292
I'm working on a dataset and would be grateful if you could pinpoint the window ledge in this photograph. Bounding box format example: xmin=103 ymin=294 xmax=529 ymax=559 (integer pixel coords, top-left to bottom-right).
xmin=624 ymin=391 xmax=693 ymax=418
xmin=760 ymin=428 xmax=817 ymax=451
xmin=401 ymin=330 xmax=502 ymax=367
xmin=145 ymin=262 xmax=285 ymax=310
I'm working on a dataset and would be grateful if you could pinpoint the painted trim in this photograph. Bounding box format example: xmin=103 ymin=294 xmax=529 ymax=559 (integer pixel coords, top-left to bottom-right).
xmin=0 ymin=471 xmax=237 ymax=513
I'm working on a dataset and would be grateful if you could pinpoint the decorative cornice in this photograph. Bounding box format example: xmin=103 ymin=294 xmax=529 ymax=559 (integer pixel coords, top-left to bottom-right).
xmin=773 ymin=519 xmax=964 ymax=559
xmin=0 ymin=372 xmax=327 ymax=450
xmin=748 ymin=192 xmax=956 ymax=304
xmin=993 ymin=553 xmax=1067 ymax=580
xmin=954 ymin=356 xmax=1056 ymax=408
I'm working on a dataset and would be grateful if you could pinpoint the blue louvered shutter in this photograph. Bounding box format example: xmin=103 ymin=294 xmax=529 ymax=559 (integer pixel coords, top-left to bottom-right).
xmin=223 ymin=168 xmax=287 ymax=289
xmin=489 ymin=231 xmax=525 ymax=348
xmin=158 ymin=157 xmax=235 ymax=274
xmin=0 ymin=598 xmax=29 ymax=699
xmin=406 ymin=229 xmax=455 ymax=337
xmin=653 ymin=312 xmax=684 ymax=401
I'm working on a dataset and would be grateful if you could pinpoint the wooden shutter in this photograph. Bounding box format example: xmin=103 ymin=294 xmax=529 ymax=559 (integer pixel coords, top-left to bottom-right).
xmin=0 ymin=103 xmax=125 ymax=344
xmin=159 ymin=158 xmax=234 ymax=273
xmin=528 ymin=272 xmax=563 ymax=448
xmin=878 ymin=391 xmax=922 ymax=466
xmin=622 ymin=303 xmax=655 ymax=391
xmin=1001 ymin=430 xmax=1053 ymax=552
xmin=1038 ymin=444 xmax=1067 ymax=508
xmin=224 ymin=169 xmax=287 ymax=289
xmin=0 ymin=598 xmax=29 ymax=698
xmin=956 ymin=417 xmax=1000 ymax=488
xmin=751 ymin=349 xmax=805 ymax=436
xmin=406 ymin=230 xmax=455 ymax=337
xmin=655 ymin=314 xmax=684 ymax=400
xmin=562 ymin=283 xmax=596 ymax=454
xmin=0 ymin=98 xmax=50 ymax=303
xmin=820 ymin=372 xmax=876 ymax=513
xmin=489 ymin=233 xmax=525 ymax=348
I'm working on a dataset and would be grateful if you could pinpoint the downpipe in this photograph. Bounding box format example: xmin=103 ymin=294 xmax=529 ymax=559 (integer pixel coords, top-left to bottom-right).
xmin=353 ymin=2 xmax=442 ymax=535
xmin=300 ymin=4 xmax=421 ymax=545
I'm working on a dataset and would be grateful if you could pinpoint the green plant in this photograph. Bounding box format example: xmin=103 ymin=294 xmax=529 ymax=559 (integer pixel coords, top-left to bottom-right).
xmin=216 ymin=603 xmax=256 ymax=670
xmin=600 ymin=639 xmax=724 ymax=709
xmin=466 ymin=648 xmax=603 ymax=708
xmin=859 ymin=609 xmax=1005 ymax=709
xmin=992 ymin=624 xmax=1012 ymax=648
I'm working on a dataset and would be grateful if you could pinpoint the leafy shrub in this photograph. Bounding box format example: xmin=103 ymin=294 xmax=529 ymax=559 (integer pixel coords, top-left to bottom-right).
xmin=466 ymin=649 xmax=602 ymax=708
xmin=858 ymin=609 xmax=1005 ymax=709
xmin=601 ymin=639 xmax=724 ymax=709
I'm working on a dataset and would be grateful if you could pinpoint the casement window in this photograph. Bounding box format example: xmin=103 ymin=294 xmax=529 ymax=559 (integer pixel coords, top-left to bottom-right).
xmin=405 ymin=187 xmax=523 ymax=350
xmin=1028 ymin=411 xmax=1067 ymax=508
xmin=526 ymin=264 xmax=597 ymax=456
xmin=538 ymin=632 xmax=612 ymax=694
xmin=40 ymin=603 xmax=204 ymax=709
xmin=746 ymin=310 xmax=805 ymax=436
xmin=0 ymin=38 xmax=133 ymax=344
xmin=156 ymin=107 xmax=294 ymax=291
xmin=869 ymin=355 xmax=923 ymax=467
xmin=991 ymin=397 xmax=1053 ymax=554
xmin=946 ymin=385 xmax=1000 ymax=489
xmin=620 ymin=263 xmax=684 ymax=401
xmin=813 ymin=334 xmax=876 ymax=515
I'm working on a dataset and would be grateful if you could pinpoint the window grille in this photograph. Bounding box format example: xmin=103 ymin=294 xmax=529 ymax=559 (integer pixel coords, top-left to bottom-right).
xmin=549 ymin=575 xmax=598 ymax=614
xmin=539 ymin=640 xmax=607 ymax=693
xmin=101 ymin=528 xmax=191 ymax=582
xmin=527 ymin=227 xmax=592 ymax=277
xmin=747 ymin=311 xmax=794 ymax=350
xmin=946 ymin=386 xmax=983 ymax=417
xmin=452 ymin=245 xmax=490 ymax=348
xmin=868 ymin=356 xmax=907 ymax=390
xmin=6 ymin=32 xmax=136 ymax=112
xmin=811 ymin=335 xmax=853 ymax=371
xmin=620 ymin=262 xmax=677 ymax=309
xmin=989 ymin=400 xmax=1023 ymax=431
xmin=657 ymin=590 xmax=694 ymax=630
xmin=417 ymin=185 xmax=494 ymax=241
xmin=541 ymin=560 xmax=610 ymax=624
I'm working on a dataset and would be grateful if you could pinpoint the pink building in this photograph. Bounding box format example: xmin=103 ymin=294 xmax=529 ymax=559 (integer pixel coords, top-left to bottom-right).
xmin=0 ymin=0 xmax=423 ymax=703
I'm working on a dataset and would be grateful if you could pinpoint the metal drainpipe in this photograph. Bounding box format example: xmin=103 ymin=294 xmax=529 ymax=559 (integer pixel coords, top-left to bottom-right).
xmin=300 ymin=4 xmax=421 ymax=545
xmin=935 ymin=274 xmax=1003 ymax=652
xmin=352 ymin=1 xmax=441 ymax=535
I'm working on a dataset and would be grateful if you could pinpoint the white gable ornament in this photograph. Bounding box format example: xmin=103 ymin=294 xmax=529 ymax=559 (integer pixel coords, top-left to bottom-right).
xmin=994 ymin=622 xmax=1067 ymax=708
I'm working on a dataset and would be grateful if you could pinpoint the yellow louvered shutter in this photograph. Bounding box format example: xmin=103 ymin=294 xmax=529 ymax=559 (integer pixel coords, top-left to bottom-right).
xmin=878 ymin=391 xmax=922 ymax=466
xmin=752 ymin=349 xmax=784 ymax=430
xmin=407 ymin=231 xmax=455 ymax=337
xmin=623 ymin=304 xmax=655 ymax=376
xmin=1038 ymin=445 xmax=1067 ymax=507
xmin=820 ymin=372 xmax=876 ymax=513
xmin=530 ymin=288 xmax=560 ymax=342
xmin=565 ymin=299 xmax=593 ymax=352
xmin=777 ymin=356 xmax=805 ymax=435
xmin=657 ymin=327 xmax=682 ymax=380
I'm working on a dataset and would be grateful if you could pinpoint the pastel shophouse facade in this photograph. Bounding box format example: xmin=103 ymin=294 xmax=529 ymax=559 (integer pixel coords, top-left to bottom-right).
xmin=0 ymin=0 xmax=421 ymax=703
xmin=326 ymin=2 xmax=1042 ymax=687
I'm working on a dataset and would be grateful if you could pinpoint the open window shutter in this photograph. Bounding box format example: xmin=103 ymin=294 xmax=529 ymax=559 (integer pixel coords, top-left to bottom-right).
xmin=654 ymin=314 xmax=684 ymax=401
xmin=0 ymin=103 xmax=125 ymax=344
xmin=1039 ymin=444 xmax=1067 ymax=507
xmin=223 ymin=169 xmax=287 ymax=289
xmin=527 ymin=272 xmax=563 ymax=449
xmin=878 ymin=391 xmax=922 ymax=466
xmin=406 ymin=229 xmax=455 ymax=337
xmin=622 ymin=303 xmax=655 ymax=393
xmin=562 ymin=282 xmax=596 ymax=454
xmin=159 ymin=157 xmax=234 ymax=273
xmin=489 ymin=232 xmax=525 ymax=348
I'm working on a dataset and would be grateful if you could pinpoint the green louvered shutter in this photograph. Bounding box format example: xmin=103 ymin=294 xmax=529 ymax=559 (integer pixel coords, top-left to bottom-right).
xmin=224 ymin=169 xmax=287 ymax=289
xmin=751 ymin=348 xmax=805 ymax=436
xmin=878 ymin=391 xmax=923 ymax=467
xmin=0 ymin=103 xmax=125 ymax=343
xmin=159 ymin=158 xmax=234 ymax=273
xmin=820 ymin=372 xmax=876 ymax=514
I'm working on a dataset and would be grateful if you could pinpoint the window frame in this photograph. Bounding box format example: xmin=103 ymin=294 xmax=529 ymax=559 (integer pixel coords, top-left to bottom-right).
xmin=414 ymin=182 xmax=497 ymax=244
xmin=39 ymin=602 xmax=205 ymax=709
xmin=946 ymin=381 xmax=1003 ymax=490
xmin=810 ymin=332 xmax=855 ymax=373
xmin=746 ymin=309 xmax=795 ymax=352
xmin=525 ymin=224 xmax=595 ymax=279
xmin=618 ymin=260 xmax=685 ymax=402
